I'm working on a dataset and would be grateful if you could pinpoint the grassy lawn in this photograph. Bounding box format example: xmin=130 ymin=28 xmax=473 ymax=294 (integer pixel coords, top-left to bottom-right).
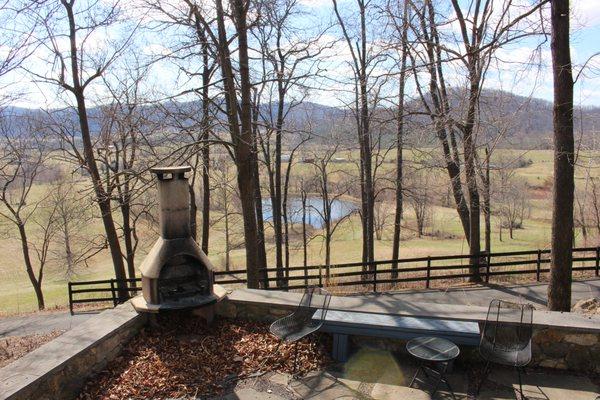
xmin=0 ymin=148 xmax=598 ymax=314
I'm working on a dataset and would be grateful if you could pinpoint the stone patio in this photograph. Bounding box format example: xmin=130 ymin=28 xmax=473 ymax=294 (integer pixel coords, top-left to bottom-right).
xmin=222 ymin=347 xmax=600 ymax=400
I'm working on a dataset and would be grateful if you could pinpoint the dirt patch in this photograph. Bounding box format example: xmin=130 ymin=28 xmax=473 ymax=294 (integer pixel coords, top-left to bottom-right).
xmin=0 ymin=330 xmax=64 ymax=368
xmin=77 ymin=313 xmax=331 ymax=399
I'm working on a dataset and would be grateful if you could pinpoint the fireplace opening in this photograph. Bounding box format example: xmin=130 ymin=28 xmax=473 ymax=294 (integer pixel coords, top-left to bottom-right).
xmin=158 ymin=255 xmax=210 ymax=305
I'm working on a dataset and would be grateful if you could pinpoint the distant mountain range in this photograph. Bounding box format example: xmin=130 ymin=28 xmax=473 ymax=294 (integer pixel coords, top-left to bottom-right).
xmin=2 ymin=89 xmax=599 ymax=149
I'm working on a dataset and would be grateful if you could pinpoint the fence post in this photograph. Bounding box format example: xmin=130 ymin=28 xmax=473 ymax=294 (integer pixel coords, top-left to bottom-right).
xmin=426 ymin=257 xmax=431 ymax=289
xmin=595 ymin=247 xmax=600 ymax=277
xmin=536 ymin=250 xmax=542 ymax=281
xmin=373 ymin=264 xmax=377 ymax=293
xmin=318 ymin=265 xmax=323 ymax=288
xmin=68 ymin=282 xmax=73 ymax=315
xmin=484 ymin=252 xmax=490 ymax=283
xmin=110 ymin=280 xmax=117 ymax=307
xmin=263 ymin=270 xmax=269 ymax=290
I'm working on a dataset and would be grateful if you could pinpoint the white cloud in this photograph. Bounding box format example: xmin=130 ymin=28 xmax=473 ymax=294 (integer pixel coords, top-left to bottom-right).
xmin=572 ymin=0 xmax=600 ymax=29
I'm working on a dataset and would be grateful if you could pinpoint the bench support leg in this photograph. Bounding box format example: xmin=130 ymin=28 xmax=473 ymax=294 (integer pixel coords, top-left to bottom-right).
xmin=332 ymin=333 xmax=349 ymax=362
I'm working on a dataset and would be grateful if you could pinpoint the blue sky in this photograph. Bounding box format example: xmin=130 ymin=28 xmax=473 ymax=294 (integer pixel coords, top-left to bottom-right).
xmin=5 ymin=0 xmax=600 ymax=108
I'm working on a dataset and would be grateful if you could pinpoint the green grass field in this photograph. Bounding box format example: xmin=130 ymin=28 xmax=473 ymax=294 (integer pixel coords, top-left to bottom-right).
xmin=0 ymin=148 xmax=597 ymax=314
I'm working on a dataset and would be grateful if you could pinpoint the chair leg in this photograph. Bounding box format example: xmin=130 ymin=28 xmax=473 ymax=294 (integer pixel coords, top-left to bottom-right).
xmin=516 ymin=366 xmax=526 ymax=400
xmin=293 ymin=341 xmax=299 ymax=375
xmin=476 ymin=360 xmax=491 ymax=395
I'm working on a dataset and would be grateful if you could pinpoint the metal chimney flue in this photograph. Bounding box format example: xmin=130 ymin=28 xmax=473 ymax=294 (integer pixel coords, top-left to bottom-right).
xmin=154 ymin=166 xmax=192 ymax=239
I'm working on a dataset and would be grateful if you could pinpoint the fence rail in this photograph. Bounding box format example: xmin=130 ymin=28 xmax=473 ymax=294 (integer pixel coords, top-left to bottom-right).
xmin=68 ymin=246 xmax=600 ymax=313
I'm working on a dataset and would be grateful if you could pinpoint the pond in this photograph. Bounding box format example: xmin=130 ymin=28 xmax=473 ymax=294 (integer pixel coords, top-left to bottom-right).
xmin=262 ymin=197 xmax=358 ymax=229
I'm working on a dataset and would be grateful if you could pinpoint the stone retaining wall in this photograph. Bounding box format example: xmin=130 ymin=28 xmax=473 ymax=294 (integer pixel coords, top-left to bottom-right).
xmin=0 ymin=303 xmax=146 ymax=400
xmin=217 ymin=296 xmax=600 ymax=374
xmin=532 ymin=327 xmax=600 ymax=373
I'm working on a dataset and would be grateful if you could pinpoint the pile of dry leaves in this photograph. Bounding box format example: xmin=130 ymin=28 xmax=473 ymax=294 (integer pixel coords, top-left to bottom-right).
xmin=572 ymin=298 xmax=600 ymax=315
xmin=0 ymin=330 xmax=64 ymax=368
xmin=77 ymin=314 xmax=331 ymax=399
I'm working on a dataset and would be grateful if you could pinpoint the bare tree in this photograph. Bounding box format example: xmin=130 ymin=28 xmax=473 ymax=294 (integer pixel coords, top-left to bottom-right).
xmin=405 ymin=168 xmax=432 ymax=238
xmin=306 ymin=143 xmax=354 ymax=281
xmin=23 ymin=0 xmax=136 ymax=300
xmin=548 ymin=0 xmax=574 ymax=312
xmin=374 ymin=198 xmax=392 ymax=241
xmin=589 ymin=178 xmax=600 ymax=237
xmin=211 ymin=157 xmax=240 ymax=271
xmin=196 ymin=0 xmax=267 ymax=288
xmin=49 ymin=176 xmax=105 ymax=279
xmin=495 ymin=172 xmax=530 ymax=240
xmin=143 ymin=0 xmax=219 ymax=252
xmin=332 ymin=0 xmax=378 ymax=266
xmin=385 ymin=0 xmax=411 ymax=277
xmin=0 ymin=119 xmax=56 ymax=310
xmin=409 ymin=0 xmax=547 ymax=281
xmin=252 ymin=0 xmax=327 ymax=286
xmin=97 ymin=62 xmax=160 ymax=284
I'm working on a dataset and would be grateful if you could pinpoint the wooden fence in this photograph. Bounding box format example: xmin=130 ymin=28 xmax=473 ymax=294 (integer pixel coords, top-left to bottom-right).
xmin=68 ymin=246 xmax=600 ymax=313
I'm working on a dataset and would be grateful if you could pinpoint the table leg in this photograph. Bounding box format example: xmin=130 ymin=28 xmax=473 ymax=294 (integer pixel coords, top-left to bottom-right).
xmin=429 ymin=362 xmax=447 ymax=395
xmin=411 ymin=361 xmax=455 ymax=400
xmin=432 ymin=361 xmax=457 ymax=400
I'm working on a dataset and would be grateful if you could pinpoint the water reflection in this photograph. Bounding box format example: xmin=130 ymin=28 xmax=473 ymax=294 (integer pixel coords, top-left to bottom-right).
xmin=262 ymin=197 xmax=358 ymax=228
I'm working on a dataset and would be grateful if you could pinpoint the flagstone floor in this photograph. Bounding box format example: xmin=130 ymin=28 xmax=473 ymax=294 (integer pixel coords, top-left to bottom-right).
xmin=224 ymin=348 xmax=600 ymax=400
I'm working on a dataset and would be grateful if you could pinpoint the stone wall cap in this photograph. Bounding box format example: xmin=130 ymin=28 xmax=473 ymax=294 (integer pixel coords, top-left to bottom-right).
xmin=0 ymin=303 xmax=144 ymax=400
xmin=228 ymin=289 xmax=600 ymax=333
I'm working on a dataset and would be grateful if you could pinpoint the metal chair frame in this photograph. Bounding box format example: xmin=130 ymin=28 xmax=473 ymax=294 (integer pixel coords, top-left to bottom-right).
xmin=269 ymin=286 xmax=332 ymax=373
xmin=477 ymin=299 xmax=534 ymax=399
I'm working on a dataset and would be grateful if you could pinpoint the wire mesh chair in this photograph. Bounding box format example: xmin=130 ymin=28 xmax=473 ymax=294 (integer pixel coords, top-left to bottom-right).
xmin=269 ymin=286 xmax=332 ymax=373
xmin=477 ymin=299 xmax=534 ymax=399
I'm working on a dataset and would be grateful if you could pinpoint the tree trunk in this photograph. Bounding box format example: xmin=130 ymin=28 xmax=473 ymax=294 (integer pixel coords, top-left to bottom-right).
xmin=301 ymin=187 xmax=308 ymax=286
xmin=282 ymin=154 xmax=295 ymax=275
xmin=201 ymin=153 xmax=210 ymax=254
xmin=214 ymin=0 xmax=264 ymax=288
xmin=272 ymin=83 xmax=285 ymax=287
xmin=121 ymin=201 xmax=136 ymax=286
xmin=200 ymin=29 xmax=211 ymax=255
xmin=483 ymin=147 xmax=491 ymax=254
xmin=358 ymin=0 xmax=374 ymax=267
xmin=419 ymin=2 xmax=471 ymax=244
xmin=17 ymin=223 xmax=44 ymax=310
xmin=548 ymin=0 xmax=574 ymax=312
xmin=61 ymin=213 xmax=74 ymax=276
xmin=392 ymin=0 xmax=409 ymax=279
xmin=224 ymin=204 xmax=230 ymax=271
xmin=63 ymin=2 xmax=128 ymax=301
xmin=463 ymin=73 xmax=482 ymax=282
xmin=189 ymin=183 xmax=198 ymax=241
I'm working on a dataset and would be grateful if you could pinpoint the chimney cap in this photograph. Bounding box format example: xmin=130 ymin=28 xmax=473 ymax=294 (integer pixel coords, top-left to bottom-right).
xmin=150 ymin=166 xmax=192 ymax=175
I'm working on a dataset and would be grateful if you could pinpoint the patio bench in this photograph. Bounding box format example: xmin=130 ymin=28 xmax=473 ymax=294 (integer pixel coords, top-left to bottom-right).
xmin=312 ymin=309 xmax=480 ymax=362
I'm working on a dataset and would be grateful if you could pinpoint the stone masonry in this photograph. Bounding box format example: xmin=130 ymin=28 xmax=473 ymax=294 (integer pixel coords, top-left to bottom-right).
xmin=0 ymin=302 xmax=146 ymax=400
xmin=217 ymin=294 xmax=600 ymax=374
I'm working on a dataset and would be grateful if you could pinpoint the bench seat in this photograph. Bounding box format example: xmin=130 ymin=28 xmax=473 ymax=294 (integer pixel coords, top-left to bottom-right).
xmin=313 ymin=309 xmax=480 ymax=362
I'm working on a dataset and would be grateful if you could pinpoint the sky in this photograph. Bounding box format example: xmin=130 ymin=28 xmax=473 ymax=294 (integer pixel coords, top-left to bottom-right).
xmin=3 ymin=0 xmax=600 ymax=109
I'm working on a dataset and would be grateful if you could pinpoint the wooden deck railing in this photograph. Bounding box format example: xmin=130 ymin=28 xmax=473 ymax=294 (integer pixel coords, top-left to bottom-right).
xmin=68 ymin=246 xmax=600 ymax=313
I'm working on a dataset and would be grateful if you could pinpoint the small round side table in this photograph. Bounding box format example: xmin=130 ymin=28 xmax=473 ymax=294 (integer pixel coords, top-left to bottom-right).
xmin=406 ymin=336 xmax=460 ymax=399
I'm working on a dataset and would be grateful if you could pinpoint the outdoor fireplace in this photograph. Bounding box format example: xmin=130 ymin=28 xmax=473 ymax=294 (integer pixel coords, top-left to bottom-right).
xmin=132 ymin=166 xmax=225 ymax=313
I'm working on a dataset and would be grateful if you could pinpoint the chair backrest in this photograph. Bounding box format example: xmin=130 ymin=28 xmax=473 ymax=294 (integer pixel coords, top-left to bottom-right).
xmin=480 ymin=299 xmax=534 ymax=351
xmin=293 ymin=286 xmax=331 ymax=326
xmin=311 ymin=287 xmax=332 ymax=325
